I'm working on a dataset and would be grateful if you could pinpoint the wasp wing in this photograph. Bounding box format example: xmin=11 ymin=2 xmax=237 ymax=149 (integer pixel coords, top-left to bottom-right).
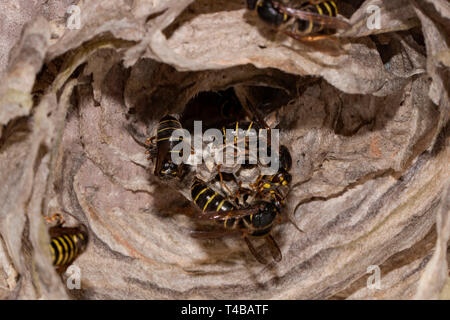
xmin=192 ymin=207 xmax=259 ymax=221
xmin=273 ymin=1 xmax=351 ymax=30
xmin=265 ymin=235 xmax=282 ymax=262
xmin=245 ymin=237 xmax=268 ymax=264
xmin=190 ymin=229 xmax=243 ymax=239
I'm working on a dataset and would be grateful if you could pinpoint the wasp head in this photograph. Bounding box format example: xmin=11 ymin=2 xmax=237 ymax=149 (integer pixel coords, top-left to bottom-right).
xmin=254 ymin=0 xmax=285 ymax=26
xmin=279 ymin=145 xmax=292 ymax=171
xmin=159 ymin=161 xmax=183 ymax=179
xmin=254 ymin=201 xmax=279 ymax=228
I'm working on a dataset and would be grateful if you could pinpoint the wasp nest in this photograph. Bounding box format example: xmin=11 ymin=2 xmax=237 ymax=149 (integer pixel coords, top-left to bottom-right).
xmin=0 ymin=0 xmax=449 ymax=300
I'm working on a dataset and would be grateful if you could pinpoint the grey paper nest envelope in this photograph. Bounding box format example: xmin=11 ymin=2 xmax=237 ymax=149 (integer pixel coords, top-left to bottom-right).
xmin=0 ymin=0 xmax=449 ymax=300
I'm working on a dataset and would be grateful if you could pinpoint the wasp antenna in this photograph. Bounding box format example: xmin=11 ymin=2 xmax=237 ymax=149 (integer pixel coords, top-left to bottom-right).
xmin=44 ymin=213 xmax=65 ymax=226
xmin=145 ymin=137 xmax=155 ymax=146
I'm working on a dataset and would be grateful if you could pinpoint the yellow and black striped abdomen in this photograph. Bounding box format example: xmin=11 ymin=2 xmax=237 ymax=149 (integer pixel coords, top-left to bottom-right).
xmin=222 ymin=121 xmax=260 ymax=144
xmin=314 ymin=1 xmax=338 ymax=17
xmin=297 ymin=1 xmax=338 ymax=34
xmin=49 ymin=226 xmax=88 ymax=272
xmin=156 ymin=115 xmax=183 ymax=146
xmin=191 ymin=180 xmax=234 ymax=213
xmin=152 ymin=115 xmax=185 ymax=179
xmin=191 ymin=179 xmax=238 ymax=229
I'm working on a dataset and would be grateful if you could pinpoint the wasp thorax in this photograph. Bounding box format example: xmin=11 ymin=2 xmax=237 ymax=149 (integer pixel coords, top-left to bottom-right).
xmin=159 ymin=161 xmax=180 ymax=178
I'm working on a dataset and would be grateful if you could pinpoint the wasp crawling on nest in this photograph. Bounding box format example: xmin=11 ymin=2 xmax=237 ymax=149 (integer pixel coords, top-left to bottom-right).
xmin=145 ymin=115 xmax=187 ymax=180
xmin=247 ymin=0 xmax=351 ymax=41
xmin=145 ymin=89 xmax=301 ymax=264
xmin=44 ymin=213 xmax=89 ymax=274
xmin=190 ymin=177 xmax=283 ymax=264
xmin=187 ymin=119 xmax=300 ymax=263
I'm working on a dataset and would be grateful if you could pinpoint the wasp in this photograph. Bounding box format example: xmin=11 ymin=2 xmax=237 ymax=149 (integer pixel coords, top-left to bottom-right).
xmin=203 ymin=119 xmax=261 ymax=174
xmin=216 ymin=100 xmax=291 ymax=195
xmin=214 ymin=119 xmax=266 ymax=196
xmin=46 ymin=214 xmax=89 ymax=274
xmin=146 ymin=115 xmax=186 ymax=180
xmin=219 ymin=116 xmax=291 ymax=190
xmin=247 ymin=0 xmax=350 ymax=41
xmin=251 ymin=144 xmax=292 ymax=206
xmin=190 ymin=178 xmax=282 ymax=264
xmin=221 ymin=120 xmax=263 ymax=162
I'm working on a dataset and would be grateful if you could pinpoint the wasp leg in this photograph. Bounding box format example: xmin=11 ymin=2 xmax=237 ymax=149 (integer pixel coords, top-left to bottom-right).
xmin=145 ymin=136 xmax=156 ymax=146
xmin=145 ymin=136 xmax=158 ymax=160
xmin=217 ymin=164 xmax=234 ymax=197
xmin=233 ymin=181 xmax=255 ymax=207
xmin=234 ymin=181 xmax=242 ymax=202
xmin=249 ymin=175 xmax=264 ymax=192
xmin=265 ymin=235 xmax=282 ymax=262
xmin=244 ymin=237 xmax=267 ymax=264
xmin=44 ymin=213 xmax=65 ymax=226
xmin=234 ymin=180 xmax=249 ymax=203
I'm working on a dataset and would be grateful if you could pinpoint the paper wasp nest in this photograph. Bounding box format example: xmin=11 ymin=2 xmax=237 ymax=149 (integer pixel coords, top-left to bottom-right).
xmin=0 ymin=0 xmax=449 ymax=299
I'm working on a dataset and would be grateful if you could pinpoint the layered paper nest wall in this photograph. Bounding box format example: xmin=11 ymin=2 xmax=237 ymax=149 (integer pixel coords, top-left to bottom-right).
xmin=0 ymin=0 xmax=449 ymax=299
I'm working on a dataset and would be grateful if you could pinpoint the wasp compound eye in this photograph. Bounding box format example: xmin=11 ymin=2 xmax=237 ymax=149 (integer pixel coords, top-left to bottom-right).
xmin=257 ymin=1 xmax=285 ymax=26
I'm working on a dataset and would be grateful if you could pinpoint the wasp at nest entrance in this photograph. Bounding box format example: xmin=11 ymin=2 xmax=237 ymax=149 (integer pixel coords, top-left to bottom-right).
xmin=247 ymin=0 xmax=351 ymax=41
xmin=145 ymin=86 xmax=302 ymax=264
xmin=44 ymin=213 xmax=89 ymax=275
